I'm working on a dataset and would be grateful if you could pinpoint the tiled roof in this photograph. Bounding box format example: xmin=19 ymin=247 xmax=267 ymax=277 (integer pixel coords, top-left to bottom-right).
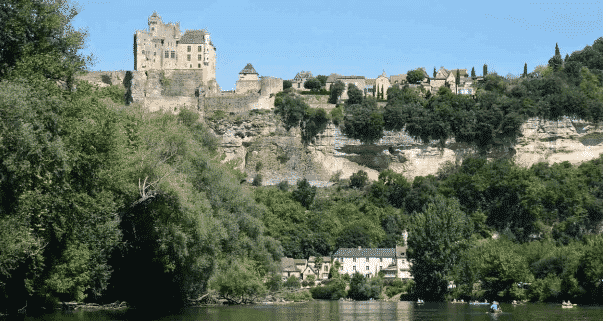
xmin=239 ymin=63 xmax=258 ymax=75
xmin=339 ymin=76 xmax=365 ymax=79
xmin=294 ymin=259 xmax=307 ymax=265
xmin=333 ymin=248 xmax=396 ymax=258
xmin=365 ymin=78 xmax=376 ymax=85
xmin=326 ymin=73 xmax=342 ymax=83
xmin=308 ymin=256 xmax=331 ymax=263
xmin=281 ymin=257 xmax=297 ymax=271
xmin=179 ymin=30 xmax=209 ymax=44
xmin=294 ymin=71 xmax=313 ymax=80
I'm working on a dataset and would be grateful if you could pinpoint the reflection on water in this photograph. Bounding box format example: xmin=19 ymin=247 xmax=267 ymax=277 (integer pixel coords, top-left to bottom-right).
xmin=17 ymin=300 xmax=603 ymax=321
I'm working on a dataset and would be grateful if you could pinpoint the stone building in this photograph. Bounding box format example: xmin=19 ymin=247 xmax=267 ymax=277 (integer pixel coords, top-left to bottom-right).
xmin=324 ymin=74 xmax=366 ymax=100
xmin=374 ymin=71 xmax=391 ymax=99
xmin=291 ymin=71 xmax=314 ymax=90
xmin=430 ymin=67 xmax=470 ymax=94
xmin=236 ymin=63 xmax=260 ymax=94
xmin=134 ymin=12 xmax=217 ymax=88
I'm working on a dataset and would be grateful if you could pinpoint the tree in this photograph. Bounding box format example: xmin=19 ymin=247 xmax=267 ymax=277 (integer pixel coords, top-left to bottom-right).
xmin=483 ymin=64 xmax=488 ymax=77
xmin=208 ymin=257 xmax=267 ymax=304
xmin=345 ymin=83 xmax=364 ymax=106
xmin=350 ymin=170 xmax=369 ymax=189
xmin=292 ymin=178 xmax=316 ymax=209
xmin=283 ymin=80 xmax=292 ymax=90
xmin=455 ymin=69 xmax=460 ymax=93
xmin=406 ymin=68 xmax=425 ymax=84
xmin=0 ymin=0 xmax=90 ymax=85
xmin=328 ymin=80 xmax=345 ymax=104
xmin=471 ymin=67 xmax=476 ymax=78
xmin=284 ymin=275 xmax=301 ymax=289
xmin=549 ymin=43 xmax=564 ymax=71
xmin=342 ymin=98 xmax=384 ymax=144
xmin=316 ymin=75 xmax=328 ymax=88
xmin=407 ymin=195 xmax=473 ymax=300
xmin=433 ymin=67 xmax=437 ymax=78
xmin=523 ymin=63 xmax=528 ymax=77
xmin=252 ymin=174 xmax=263 ymax=186
xmin=304 ymin=77 xmax=322 ymax=92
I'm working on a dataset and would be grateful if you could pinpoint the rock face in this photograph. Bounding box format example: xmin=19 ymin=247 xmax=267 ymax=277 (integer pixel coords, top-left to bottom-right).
xmin=209 ymin=113 xmax=603 ymax=186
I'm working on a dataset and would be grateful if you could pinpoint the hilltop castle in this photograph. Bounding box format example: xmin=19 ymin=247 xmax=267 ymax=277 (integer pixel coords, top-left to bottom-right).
xmin=134 ymin=12 xmax=217 ymax=88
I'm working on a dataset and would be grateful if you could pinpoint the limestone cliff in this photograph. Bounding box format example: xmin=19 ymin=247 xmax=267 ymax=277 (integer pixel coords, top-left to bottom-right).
xmin=208 ymin=112 xmax=603 ymax=186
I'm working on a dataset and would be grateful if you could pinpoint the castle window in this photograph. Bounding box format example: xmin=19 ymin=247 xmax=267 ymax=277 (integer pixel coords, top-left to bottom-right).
xmin=198 ymin=54 xmax=201 ymax=61
xmin=151 ymin=27 xmax=155 ymax=31
xmin=187 ymin=54 xmax=191 ymax=61
xmin=153 ymin=51 xmax=156 ymax=56
xmin=366 ymin=266 xmax=369 ymax=270
xmin=198 ymin=64 xmax=201 ymax=68
xmin=198 ymin=45 xmax=202 ymax=52
xmin=187 ymin=46 xmax=191 ymax=52
xmin=165 ymin=51 xmax=169 ymax=58
xmin=171 ymin=51 xmax=175 ymax=58
xmin=189 ymin=64 xmax=192 ymax=68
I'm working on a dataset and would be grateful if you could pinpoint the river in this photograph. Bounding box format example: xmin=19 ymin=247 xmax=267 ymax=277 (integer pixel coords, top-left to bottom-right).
xmin=17 ymin=300 xmax=603 ymax=321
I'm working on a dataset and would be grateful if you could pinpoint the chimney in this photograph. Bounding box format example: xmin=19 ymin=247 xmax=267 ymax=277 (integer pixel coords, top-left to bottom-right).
xmin=357 ymin=246 xmax=361 ymax=250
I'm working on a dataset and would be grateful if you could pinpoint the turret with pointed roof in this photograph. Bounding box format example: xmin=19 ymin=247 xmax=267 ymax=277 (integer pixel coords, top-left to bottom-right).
xmin=239 ymin=63 xmax=258 ymax=75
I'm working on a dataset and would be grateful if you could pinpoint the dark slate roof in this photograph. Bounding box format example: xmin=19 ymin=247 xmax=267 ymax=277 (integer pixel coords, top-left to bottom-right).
xmin=339 ymin=76 xmax=365 ymax=79
xmin=281 ymin=257 xmax=297 ymax=271
xmin=294 ymin=71 xmax=313 ymax=81
xmin=239 ymin=63 xmax=258 ymax=75
xmin=293 ymin=259 xmax=307 ymax=265
xmin=179 ymin=30 xmax=209 ymax=44
xmin=333 ymin=248 xmax=396 ymax=258
xmin=308 ymin=256 xmax=331 ymax=263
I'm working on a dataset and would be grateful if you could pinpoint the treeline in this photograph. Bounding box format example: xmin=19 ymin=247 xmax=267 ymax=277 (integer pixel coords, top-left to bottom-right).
xmin=0 ymin=0 xmax=281 ymax=314
xmin=254 ymin=154 xmax=603 ymax=303
xmin=275 ymin=38 xmax=603 ymax=155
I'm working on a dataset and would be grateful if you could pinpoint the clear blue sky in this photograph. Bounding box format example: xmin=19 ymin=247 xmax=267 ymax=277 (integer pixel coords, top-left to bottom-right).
xmin=72 ymin=0 xmax=603 ymax=90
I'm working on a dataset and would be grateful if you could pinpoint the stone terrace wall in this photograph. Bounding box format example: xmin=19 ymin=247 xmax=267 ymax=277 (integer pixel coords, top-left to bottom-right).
xmin=203 ymin=93 xmax=263 ymax=114
xmin=236 ymin=80 xmax=261 ymax=94
xmin=145 ymin=96 xmax=199 ymax=113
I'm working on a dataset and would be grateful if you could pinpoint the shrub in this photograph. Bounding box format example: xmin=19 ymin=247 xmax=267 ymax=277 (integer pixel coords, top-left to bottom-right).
xmin=255 ymin=161 xmax=263 ymax=172
xmin=310 ymin=279 xmax=347 ymax=300
xmin=277 ymin=180 xmax=289 ymax=191
xmin=350 ymin=170 xmax=368 ymax=189
xmin=284 ymin=275 xmax=301 ymax=289
xmin=283 ymin=290 xmax=312 ymax=301
xmin=252 ymin=174 xmax=263 ymax=187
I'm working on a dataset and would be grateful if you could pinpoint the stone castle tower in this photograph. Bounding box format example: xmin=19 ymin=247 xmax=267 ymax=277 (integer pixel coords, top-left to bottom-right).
xmin=133 ymin=12 xmax=217 ymax=87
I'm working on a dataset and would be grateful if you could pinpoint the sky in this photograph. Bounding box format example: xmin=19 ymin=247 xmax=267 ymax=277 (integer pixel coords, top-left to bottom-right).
xmin=71 ymin=0 xmax=604 ymax=90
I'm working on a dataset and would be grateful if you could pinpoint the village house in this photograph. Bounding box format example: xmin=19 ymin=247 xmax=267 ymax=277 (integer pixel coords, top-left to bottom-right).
xmin=290 ymin=71 xmax=314 ymax=90
xmin=332 ymin=231 xmax=413 ymax=280
xmin=429 ymin=67 xmax=473 ymax=94
xmin=324 ymin=74 xmax=366 ymax=100
xmin=308 ymin=256 xmax=332 ymax=280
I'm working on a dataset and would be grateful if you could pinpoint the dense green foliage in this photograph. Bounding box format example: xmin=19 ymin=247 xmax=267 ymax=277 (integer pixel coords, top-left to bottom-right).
xmin=406 ymin=68 xmax=425 ymax=84
xmin=283 ymin=80 xmax=292 ymax=90
xmin=273 ymin=92 xmax=329 ymax=145
xmin=342 ymin=96 xmax=384 ymax=144
xmin=0 ymin=1 xmax=283 ymax=313
xmin=348 ymin=272 xmax=384 ymax=300
xmin=304 ymin=77 xmax=322 ymax=92
xmin=328 ymin=80 xmax=345 ymax=104
xmin=407 ymin=195 xmax=473 ymax=300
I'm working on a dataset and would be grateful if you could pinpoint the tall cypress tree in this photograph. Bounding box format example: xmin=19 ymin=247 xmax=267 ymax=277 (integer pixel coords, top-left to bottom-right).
xmin=565 ymin=53 xmax=569 ymax=61
xmin=381 ymin=85 xmax=384 ymax=100
xmin=433 ymin=67 xmax=437 ymax=78
xmin=548 ymin=42 xmax=564 ymax=71
xmin=555 ymin=43 xmax=561 ymax=57
xmin=455 ymin=69 xmax=460 ymax=94
xmin=471 ymin=67 xmax=476 ymax=78
xmin=523 ymin=63 xmax=527 ymax=77
xmin=483 ymin=64 xmax=488 ymax=76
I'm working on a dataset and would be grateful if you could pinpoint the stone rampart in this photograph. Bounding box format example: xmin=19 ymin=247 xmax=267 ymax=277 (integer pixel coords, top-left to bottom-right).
xmin=260 ymin=76 xmax=283 ymax=96
xmin=144 ymin=96 xmax=198 ymax=113
xmin=203 ymin=93 xmax=262 ymax=114
xmin=235 ymin=80 xmax=261 ymax=94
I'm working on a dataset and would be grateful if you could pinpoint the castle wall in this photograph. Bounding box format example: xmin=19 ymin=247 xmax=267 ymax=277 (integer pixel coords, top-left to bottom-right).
xmin=260 ymin=76 xmax=283 ymax=96
xmin=144 ymin=96 xmax=198 ymax=113
xmin=203 ymin=93 xmax=263 ymax=113
xmin=236 ymin=80 xmax=261 ymax=94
